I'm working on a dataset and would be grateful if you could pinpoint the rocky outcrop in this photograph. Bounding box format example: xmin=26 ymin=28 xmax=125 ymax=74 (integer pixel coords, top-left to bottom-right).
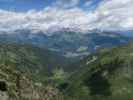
xmin=0 ymin=65 xmax=60 ymax=100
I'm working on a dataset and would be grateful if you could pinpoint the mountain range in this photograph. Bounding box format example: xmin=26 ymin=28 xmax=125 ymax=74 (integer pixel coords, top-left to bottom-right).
xmin=0 ymin=29 xmax=133 ymax=100
xmin=0 ymin=30 xmax=132 ymax=59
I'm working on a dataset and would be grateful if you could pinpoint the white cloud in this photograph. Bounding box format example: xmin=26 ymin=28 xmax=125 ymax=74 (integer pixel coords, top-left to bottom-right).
xmin=0 ymin=0 xmax=132 ymax=35
xmin=0 ymin=8 xmax=93 ymax=34
xmin=54 ymin=0 xmax=80 ymax=8
xmin=93 ymin=0 xmax=133 ymax=30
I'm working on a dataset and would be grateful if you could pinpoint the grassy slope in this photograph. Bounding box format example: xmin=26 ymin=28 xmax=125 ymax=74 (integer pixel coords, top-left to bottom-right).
xmin=1 ymin=42 xmax=133 ymax=100
xmin=64 ymin=43 xmax=133 ymax=100
xmin=0 ymin=43 xmax=70 ymax=82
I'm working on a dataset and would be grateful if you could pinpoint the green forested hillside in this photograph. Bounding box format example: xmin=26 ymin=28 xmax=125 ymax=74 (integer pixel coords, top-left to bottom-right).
xmin=0 ymin=43 xmax=70 ymax=82
xmin=1 ymin=43 xmax=133 ymax=100
xmin=62 ymin=43 xmax=133 ymax=100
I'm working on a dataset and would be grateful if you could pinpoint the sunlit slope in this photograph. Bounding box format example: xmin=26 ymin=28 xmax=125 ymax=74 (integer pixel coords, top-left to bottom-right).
xmin=0 ymin=43 xmax=69 ymax=81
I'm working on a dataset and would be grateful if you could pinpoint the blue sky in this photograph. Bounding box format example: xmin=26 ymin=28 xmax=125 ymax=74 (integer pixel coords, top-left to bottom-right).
xmin=0 ymin=0 xmax=102 ymax=12
xmin=0 ymin=0 xmax=52 ymax=11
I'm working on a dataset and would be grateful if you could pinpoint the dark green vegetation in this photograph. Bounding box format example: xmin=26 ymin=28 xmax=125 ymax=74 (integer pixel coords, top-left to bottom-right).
xmin=1 ymin=42 xmax=133 ymax=100
xmin=0 ymin=43 xmax=71 ymax=82
xmin=63 ymin=43 xmax=133 ymax=100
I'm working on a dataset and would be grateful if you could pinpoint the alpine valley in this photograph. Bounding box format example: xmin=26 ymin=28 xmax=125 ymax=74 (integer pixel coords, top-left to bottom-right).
xmin=0 ymin=29 xmax=133 ymax=100
xmin=0 ymin=30 xmax=132 ymax=58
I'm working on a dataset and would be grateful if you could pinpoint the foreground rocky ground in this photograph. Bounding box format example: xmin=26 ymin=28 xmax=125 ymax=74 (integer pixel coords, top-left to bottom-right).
xmin=0 ymin=65 xmax=63 ymax=100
